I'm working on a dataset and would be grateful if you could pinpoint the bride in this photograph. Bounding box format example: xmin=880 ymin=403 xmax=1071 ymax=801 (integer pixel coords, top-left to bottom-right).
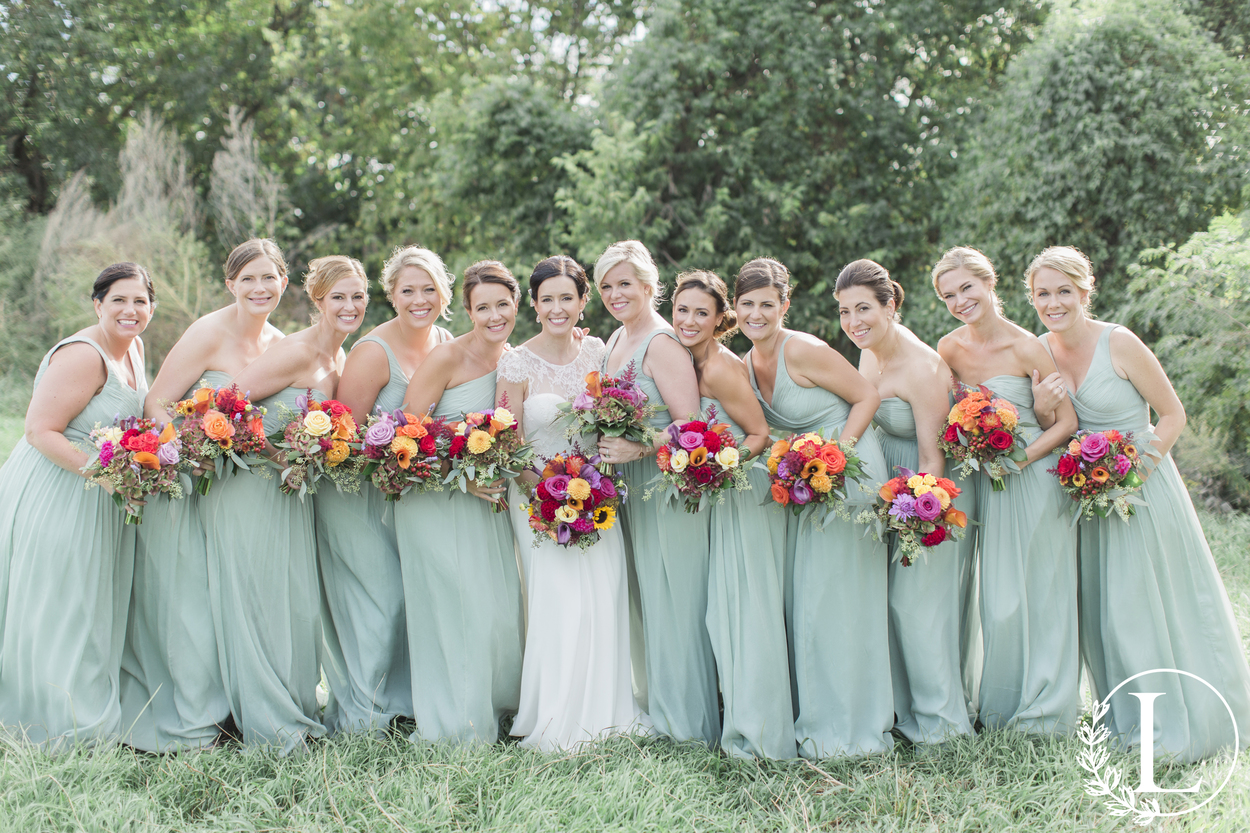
xmin=496 ymin=255 xmax=650 ymax=751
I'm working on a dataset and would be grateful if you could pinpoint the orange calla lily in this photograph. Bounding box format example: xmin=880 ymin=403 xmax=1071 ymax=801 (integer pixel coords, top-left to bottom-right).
xmin=689 ymin=448 xmax=709 ymax=467
xmin=879 ymin=483 xmax=897 ymax=502
xmin=584 ymin=371 xmax=603 ymax=398
xmin=192 ymin=387 xmax=214 ymax=415
xmin=709 ymin=423 xmax=729 ymax=435
xmin=133 ymin=451 xmax=161 ymax=470
xmin=567 ymin=497 xmax=584 ymax=511
xmin=158 ymin=422 xmax=176 ymax=444
xmin=944 ymin=508 xmax=968 ymax=529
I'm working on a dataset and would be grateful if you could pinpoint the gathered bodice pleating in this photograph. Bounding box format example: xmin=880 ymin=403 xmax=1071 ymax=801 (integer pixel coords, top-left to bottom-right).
xmin=873 ymin=397 xmax=916 ymax=440
xmin=603 ymin=328 xmax=682 ymax=430
xmin=433 ymin=373 xmax=496 ymax=420
xmin=747 ymin=336 xmax=850 ymax=434
xmin=197 ymin=370 xmax=234 ymax=397
xmin=33 ymin=336 xmax=147 ymax=444
xmin=355 ymin=335 xmax=410 ymax=414
xmin=1045 ymin=326 xmax=1150 ymax=434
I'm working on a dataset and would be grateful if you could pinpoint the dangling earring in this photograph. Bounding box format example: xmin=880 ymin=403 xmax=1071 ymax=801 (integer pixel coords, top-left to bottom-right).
xmin=536 ymin=313 xmax=542 ymax=323
xmin=579 ymin=311 xmax=585 ymax=321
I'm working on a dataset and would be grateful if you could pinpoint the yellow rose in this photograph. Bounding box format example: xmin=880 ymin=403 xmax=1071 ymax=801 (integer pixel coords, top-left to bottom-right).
xmin=670 ymin=449 xmax=689 ymax=473
xmin=102 ymin=426 xmax=124 ymax=445
xmin=922 ymin=473 xmax=936 ymax=486
xmin=466 ymin=429 xmax=494 ymax=455
xmin=907 ymin=475 xmax=924 ymax=491
xmin=931 ymin=486 xmax=951 ymax=509
xmin=803 ymin=432 xmax=822 ymax=444
xmin=326 ymin=440 xmax=350 ymax=466
xmin=913 ymin=483 xmax=932 ymax=496
xmin=810 ymin=473 xmax=832 ymax=493
xmin=492 ymin=407 xmax=515 ymax=426
xmin=554 ymin=505 xmax=578 ymax=523
xmin=303 ymin=410 xmax=333 ymax=437
xmin=715 ymin=447 xmax=739 ymax=469
xmin=567 ymin=478 xmax=591 ymax=501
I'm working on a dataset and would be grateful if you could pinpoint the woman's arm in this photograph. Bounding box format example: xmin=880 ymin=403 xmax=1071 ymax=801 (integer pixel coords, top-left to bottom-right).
xmin=705 ymin=358 xmax=771 ymax=459
xmin=599 ymin=332 xmax=700 ymax=464
xmin=144 ymin=319 xmax=217 ymax=422
xmin=336 ymin=340 xmax=393 ymax=419
xmin=24 ymin=342 xmax=107 ymax=475
xmin=905 ymin=358 xmax=953 ymax=478
xmin=787 ymin=336 xmax=880 ymax=444
xmin=1112 ymin=327 xmax=1186 ymax=457
xmin=401 ymin=343 xmax=457 ymax=419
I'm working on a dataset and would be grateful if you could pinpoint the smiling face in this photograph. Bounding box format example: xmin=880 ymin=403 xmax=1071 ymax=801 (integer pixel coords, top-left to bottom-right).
xmin=734 ymin=287 xmax=788 ymax=344
xmin=391 ymin=265 xmax=442 ymax=330
xmin=467 ymin=281 xmax=517 ymax=344
xmin=317 ymin=274 xmax=368 ymax=336
xmin=533 ymin=275 xmax=586 ymax=338
xmin=837 ymin=284 xmax=895 ymax=350
xmin=936 ymin=266 xmax=995 ymax=326
xmin=598 ymin=262 xmax=651 ymax=324
xmin=672 ymin=286 xmax=723 ymax=349
xmin=94 ymin=276 xmax=153 ymax=339
xmin=1030 ymin=266 xmax=1089 ymax=334
xmin=226 ymin=256 xmax=287 ymax=316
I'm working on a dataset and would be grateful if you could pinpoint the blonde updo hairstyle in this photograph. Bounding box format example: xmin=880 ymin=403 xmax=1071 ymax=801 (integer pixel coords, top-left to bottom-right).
xmin=835 ymin=259 xmax=904 ymax=321
xmin=733 ymin=257 xmax=792 ymax=306
xmin=593 ymin=240 xmax=663 ymax=309
xmin=461 ymin=260 xmax=520 ymax=309
xmin=1025 ymin=246 xmax=1096 ymax=313
xmin=674 ymin=269 xmax=738 ymax=340
xmin=304 ymin=255 xmax=368 ymax=323
xmin=380 ymin=245 xmax=454 ymax=320
xmin=930 ymin=246 xmax=1002 ymax=314
xmin=224 ymin=238 xmax=288 ymax=284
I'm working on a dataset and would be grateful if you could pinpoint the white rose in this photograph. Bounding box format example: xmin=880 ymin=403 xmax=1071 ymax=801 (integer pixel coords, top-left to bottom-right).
xmin=715 ymin=447 xmax=740 ymax=470
xmin=670 ymin=449 xmax=689 ymax=473
xmin=303 ymin=410 xmax=333 ymax=437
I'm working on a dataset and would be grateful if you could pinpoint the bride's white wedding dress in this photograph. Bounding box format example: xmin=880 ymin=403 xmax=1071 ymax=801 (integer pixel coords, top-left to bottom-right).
xmin=498 ymin=337 xmax=650 ymax=751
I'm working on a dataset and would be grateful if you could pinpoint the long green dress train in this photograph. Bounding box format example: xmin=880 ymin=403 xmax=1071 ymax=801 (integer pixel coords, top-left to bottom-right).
xmin=202 ymin=387 xmax=327 ymax=753
xmin=874 ymin=397 xmax=974 ymax=743
xmin=604 ymin=329 xmax=717 ymax=746
xmin=0 ymin=336 xmax=145 ymax=749
xmin=315 ymin=334 xmax=414 ymax=733
xmin=701 ymin=396 xmax=795 ymax=758
xmin=393 ymin=372 xmax=523 ymax=744
xmin=974 ymin=375 xmax=1080 ymax=734
xmin=119 ymin=370 xmax=232 ymax=751
xmin=1045 ymin=325 xmax=1250 ymax=760
xmin=748 ymin=334 xmax=892 ymax=758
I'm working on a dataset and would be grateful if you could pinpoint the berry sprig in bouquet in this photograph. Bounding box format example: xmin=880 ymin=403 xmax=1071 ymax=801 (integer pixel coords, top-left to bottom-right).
xmin=558 ymin=362 xmax=657 ymax=472
xmin=649 ymin=405 xmax=749 ymax=513
xmin=268 ymin=392 xmax=362 ymax=499
xmin=524 ymin=451 xmax=627 ymax=550
xmin=765 ymin=432 xmax=866 ymax=529
xmin=443 ymin=398 xmax=535 ymax=512
xmin=173 ymin=383 xmax=268 ymax=495
xmin=859 ymin=467 xmax=968 ymax=566
xmin=1050 ymin=428 xmax=1154 ymax=523
xmin=938 ymin=383 xmax=1030 ymax=491
xmin=360 ymin=408 xmax=446 ymax=500
xmin=82 ymin=417 xmax=184 ymax=524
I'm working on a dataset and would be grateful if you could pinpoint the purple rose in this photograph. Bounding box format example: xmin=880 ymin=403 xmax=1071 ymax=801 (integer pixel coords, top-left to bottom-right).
xmin=791 ymin=481 xmax=813 ymax=505
xmin=598 ymin=478 xmax=617 ymax=499
xmin=547 ymin=475 xmax=571 ymax=500
xmin=365 ymin=419 xmax=396 ymax=447
xmin=914 ymin=491 xmax=943 ymax=522
xmin=1115 ymin=454 xmax=1132 ymax=477
xmin=1080 ymin=432 xmax=1110 ymax=462
xmin=572 ymin=392 xmax=595 ymax=410
xmin=157 ymin=441 xmax=180 ymax=467
xmin=679 ymin=431 xmax=703 ymax=450
xmin=556 ymin=523 xmax=572 ymax=545
xmin=888 ymin=494 xmax=917 ymax=521
xmin=98 ymin=440 xmax=115 ymax=467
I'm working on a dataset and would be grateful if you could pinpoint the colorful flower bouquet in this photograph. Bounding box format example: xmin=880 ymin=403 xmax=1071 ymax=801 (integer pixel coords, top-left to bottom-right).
xmin=82 ymin=417 xmax=185 ymax=524
xmin=443 ymin=400 xmax=535 ymax=512
xmin=558 ymin=362 xmax=657 ymax=472
xmin=939 ymin=383 xmax=1030 ymax=491
xmin=524 ymin=451 xmax=627 ymax=550
xmin=859 ymin=467 xmax=968 ymax=566
xmin=648 ymin=405 xmax=749 ymax=512
xmin=359 ymin=408 xmax=445 ymax=500
xmin=268 ymin=392 xmax=362 ymax=499
xmin=173 ymin=383 xmax=268 ymax=495
xmin=765 ymin=432 xmax=866 ymax=529
xmin=1050 ymin=428 xmax=1153 ymax=523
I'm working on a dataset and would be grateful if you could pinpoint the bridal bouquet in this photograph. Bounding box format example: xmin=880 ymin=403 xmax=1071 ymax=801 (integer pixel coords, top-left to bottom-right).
xmin=765 ymin=432 xmax=865 ymax=529
xmin=443 ymin=399 xmax=535 ymax=511
xmin=173 ymin=383 xmax=268 ymax=494
xmin=82 ymin=417 xmax=184 ymax=524
xmin=269 ymin=392 xmax=362 ymax=499
xmin=359 ymin=408 xmax=445 ymax=500
xmin=939 ymin=383 xmax=1030 ymax=491
xmin=524 ymin=451 xmax=627 ymax=550
xmin=1050 ymin=428 xmax=1152 ymax=523
xmin=649 ymin=405 xmax=749 ymax=512
xmin=859 ymin=467 xmax=968 ymax=566
xmin=558 ymin=362 xmax=657 ymax=472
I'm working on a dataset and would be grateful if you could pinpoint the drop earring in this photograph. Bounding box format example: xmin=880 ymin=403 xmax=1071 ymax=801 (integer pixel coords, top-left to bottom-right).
xmin=579 ymin=311 xmax=585 ymax=321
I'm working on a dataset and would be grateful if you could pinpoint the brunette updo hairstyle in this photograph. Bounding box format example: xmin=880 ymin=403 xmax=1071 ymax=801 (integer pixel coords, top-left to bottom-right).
xmin=835 ymin=259 xmax=904 ymax=321
xmin=462 ymin=260 xmax=521 ymax=309
xmin=304 ymin=255 xmax=368 ymax=322
xmin=593 ymin=241 xmax=663 ymax=308
xmin=529 ymin=255 xmax=589 ymax=301
xmin=1025 ymin=246 xmax=1096 ymax=313
xmin=674 ymin=269 xmax=738 ymax=339
xmin=93 ymin=262 xmax=156 ymax=304
xmin=380 ymin=245 xmax=454 ymax=319
xmin=733 ymin=257 xmax=791 ymax=305
xmin=224 ymin=238 xmax=288 ymax=284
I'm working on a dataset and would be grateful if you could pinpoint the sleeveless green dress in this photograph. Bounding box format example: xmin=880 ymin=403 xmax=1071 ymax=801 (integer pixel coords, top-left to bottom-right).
xmin=1046 ymin=325 xmax=1250 ymax=760
xmin=202 ymin=387 xmax=326 ymax=752
xmin=393 ymin=372 xmax=523 ymax=744
xmin=748 ymin=334 xmax=892 ymax=758
xmin=701 ymin=396 xmax=795 ymax=758
xmin=119 ymin=370 xmax=232 ymax=751
xmin=604 ymin=329 xmax=717 ymax=746
xmin=874 ymin=397 xmax=974 ymax=743
xmin=974 ymin=376 xmax=1080 ymax=734
xmin=316 ymin=334 xmax=413 ymax=734
xmin=0 ymin=335 xmax=145 ymax=749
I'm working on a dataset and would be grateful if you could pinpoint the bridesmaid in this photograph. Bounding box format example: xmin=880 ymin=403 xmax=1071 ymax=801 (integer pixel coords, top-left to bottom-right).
xmin=932 ymin=246 xmax=1081 ymax=734
xmin=317 ymin=246 xmax=454 ymax=735
xmin=1029 ymin=246 xmax=1250 ymax=760
xmin=671 ymin=270 xmax=795 ymax=759
xmin=394 ymin=261 xmax=523 ymax=745
xmin=120 ymin=239 xmax=287 ymax=752
xmin=204 ymin=255 xmax=368 ymax=752
xmin=835 ymin=259 xmax=974 ymax=744
xmin=735 ymin=257 xmax=892 ymax=758
xmin=594 ymin=241 xmax=717 ymax=747
xmin=0 ymin=263 xmax=152 ymax=748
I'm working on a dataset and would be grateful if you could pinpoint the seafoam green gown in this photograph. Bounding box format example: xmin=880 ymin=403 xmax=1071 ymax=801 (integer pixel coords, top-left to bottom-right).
xmin=393 ymin=372 xmax=523 ymax=744
xmin=874 ymin=397 xmax=974 ymax=743
xmin=701 ymin=396 xmax=795 ymax=758
xmin=605 ymin=329 xmax=717 ymax=746
xmin=119 ymin=370 xmax=232 ymax=751
xmin=315 ymin=334 xmax=414 ymax=734
xmin=202 ymin=387 xmax=326 ymax=753
xmin=974 ymin=376 xmax=1080 ymax=734
xmin=748 ymin=334 xmax=892 ymax=758
xmin=1046 ymin=325 xmax=1250 ymax=760
xmin=0 ymin=336 xmax=145 ymax=749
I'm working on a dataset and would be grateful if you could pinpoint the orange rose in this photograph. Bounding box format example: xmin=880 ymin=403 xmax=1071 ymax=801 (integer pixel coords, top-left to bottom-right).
xmin=770 ymin=482 xmax=791 ymax=506
xmin=943 ymin=508 xmax=968 ymax=528
xmin=248 ymin=416 xmax=265 ymax=438
xmin=398 ymin=423 xmax=424 ymax=439
xmin=202 ymin=410 xmax=236 ymax=443
xmin=935 ymin=477 xmax=959 ymax=497
xmin=584 ymin=371 xmax=603 ymax=398
xmin=818 ymin=443 xmax=846 ymax=474
xmin=133 ymin=451 xmax=161 ymax=470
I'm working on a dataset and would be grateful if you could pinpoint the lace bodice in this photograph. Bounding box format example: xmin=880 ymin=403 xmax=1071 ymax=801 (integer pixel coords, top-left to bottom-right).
xmin=497 ymin=337 xmax=606 ymax=458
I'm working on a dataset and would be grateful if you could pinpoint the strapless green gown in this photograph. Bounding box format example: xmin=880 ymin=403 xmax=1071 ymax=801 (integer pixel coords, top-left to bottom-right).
xmin=701 ymin=396 xmax=795 ymax=758
xmin=874 ymin=397 xmax=974 ymax=743
xmin=119 ymin=370 xmax=232 ymax=751
xmin=316 ymin=334 xmax=413 ymax=734
xmin=0 ymin=336 xmax=145 ymax=748
xmin=605 ymin=329 xmax=717 ymax=746
xmin=393 ymin=372 xmax=522 ymax=744
xmin=202 ymin=386 xmax=326 ymax=752
xmin=1047 ymin=325 xmax=1250 ymax=760
xmin=974 ymin=376 xmax=1080 ymax=734
xmin=749 ymin=334 xmax=892 ymax=758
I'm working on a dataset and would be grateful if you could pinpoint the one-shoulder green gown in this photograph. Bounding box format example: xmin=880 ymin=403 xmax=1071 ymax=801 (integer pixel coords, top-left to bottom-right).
xmin=202 ymin=387 xmax=327 ymax=752
xmin=119 ymin=370 xmax=232 ymax=751
xmin=393 ymin=372 xmax=523 ymax=744
xmin=749 ymin=334 xmax=892 ymax=758
xmin=0 ymin=336 xmax=145 ymax=748
xmin=1046 ymin=325 xmax=1250 ymax=760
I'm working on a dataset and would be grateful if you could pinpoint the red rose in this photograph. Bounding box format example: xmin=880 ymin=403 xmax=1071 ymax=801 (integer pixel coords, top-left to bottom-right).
xmin=535 ymin=482 xmax=551 ymax=500
xmin=921 ymin=527 xmax=947 ymax=547
xmin=321 ymin=400 xmax=349 ymax=419
xmin=692 ymin=465 xmax=715 ymax=485
xmin=120 ymin=428 xmax=141 ymax=450
xmin=943 ymin=423 xmax=960 ymax=443
xmin=1056 ymin=454 xmax=1079 ymax=478
xmin=684 ymin=421 xmax=708 ymax=433
xmin=130 ymin=432 xmax=160 ymax=454
xmin=540 ymin=500 xmax=558 ymax=522
xmin=701 ymin=431 xmax=722 ymax=454
xmin=419 ymin=435 xmax=437 ymax=455
xmin=988 ymin=430 xmax=1014 ymax=451
xmin=448 ymin=435 xmax=466 ymax=457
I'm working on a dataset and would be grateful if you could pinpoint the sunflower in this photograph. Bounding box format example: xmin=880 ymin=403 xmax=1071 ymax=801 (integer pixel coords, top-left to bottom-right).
xmin=592 ymin=505 xmax=616 ymax=530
